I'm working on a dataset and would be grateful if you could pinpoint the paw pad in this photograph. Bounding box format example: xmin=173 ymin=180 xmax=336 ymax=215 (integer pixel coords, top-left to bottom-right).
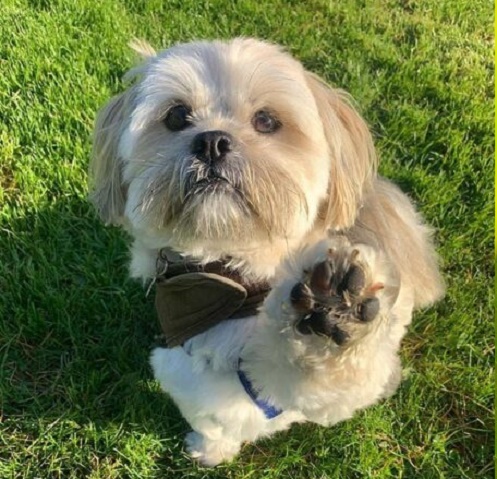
xmin=339 ymin=264 xmax=366 ymax=296
xmin=291 ymin=248 xmax=382 ymax=344
xmin=309 ymin=260 xmax=334 ymax=295
xmin=358 ymin=297 xmax=380 ymax=323
xmin=290 ymin=282 xmax=314 ymax=312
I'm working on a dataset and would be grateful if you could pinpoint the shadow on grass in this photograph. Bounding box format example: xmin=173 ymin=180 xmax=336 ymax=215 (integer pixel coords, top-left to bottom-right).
xmin=0 ymin=195 xmax=201 ymax=475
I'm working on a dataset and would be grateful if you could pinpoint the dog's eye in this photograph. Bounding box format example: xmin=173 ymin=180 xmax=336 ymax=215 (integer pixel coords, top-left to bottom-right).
xmin=163 ymin=104 xmax=192 ymax=131
xmin=252 ymin=110 xmax=281 ymax=134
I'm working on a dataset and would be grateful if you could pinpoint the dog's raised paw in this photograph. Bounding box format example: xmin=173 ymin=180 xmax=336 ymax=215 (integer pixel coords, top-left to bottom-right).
xmin=291 ymin=247 xmax=383 ymax=345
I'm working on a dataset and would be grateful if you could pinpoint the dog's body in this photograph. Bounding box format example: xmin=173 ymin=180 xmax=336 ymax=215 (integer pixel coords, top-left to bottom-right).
xmin=90 ymin=38 xmax=443 ymax=465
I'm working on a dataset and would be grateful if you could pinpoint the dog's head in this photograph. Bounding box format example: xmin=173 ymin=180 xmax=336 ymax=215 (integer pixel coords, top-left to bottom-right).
xmin=90 ymin=38 xmax=376 ymax=251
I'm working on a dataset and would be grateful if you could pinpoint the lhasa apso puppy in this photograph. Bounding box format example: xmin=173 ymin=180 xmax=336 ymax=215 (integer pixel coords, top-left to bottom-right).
xmin=90 ymin=38 xmax=444 ymax=466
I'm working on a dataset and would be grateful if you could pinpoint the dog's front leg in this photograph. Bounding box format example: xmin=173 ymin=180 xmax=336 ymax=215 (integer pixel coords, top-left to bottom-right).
xmin=184 ymin=430 xmax=243 ymax=467
xmin=182 ymin=316 xmax=258 ymax=372
xmin=151 ymin=345 xmax=287 ymax=466
xmin=248 ymin=237 xmax=406 ymax=421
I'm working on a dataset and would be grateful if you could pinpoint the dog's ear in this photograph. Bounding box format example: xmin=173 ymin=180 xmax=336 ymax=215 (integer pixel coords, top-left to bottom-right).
xmin=305 ymin=72 xmax=377 ymax=230
xmin=89 ymin=92 xmax=130 ymax=225
xmin=89 ymin=40 xmax=156 ymax=225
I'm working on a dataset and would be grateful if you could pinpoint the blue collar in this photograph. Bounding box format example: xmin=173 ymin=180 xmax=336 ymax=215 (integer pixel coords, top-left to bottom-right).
xmin=237 ymin=361 xmax=283 ymax=419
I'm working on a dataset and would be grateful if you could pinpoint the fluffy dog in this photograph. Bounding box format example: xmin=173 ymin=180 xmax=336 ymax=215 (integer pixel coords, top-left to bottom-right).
xmin=89 ymin=38 xmax=444 ymax=466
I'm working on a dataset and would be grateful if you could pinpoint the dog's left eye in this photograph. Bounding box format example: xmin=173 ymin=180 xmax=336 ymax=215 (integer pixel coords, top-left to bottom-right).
xmin=163 ymin=104 xmax=192 ymax=131
xmin=252 ymin=110 xmax=281 ymax=134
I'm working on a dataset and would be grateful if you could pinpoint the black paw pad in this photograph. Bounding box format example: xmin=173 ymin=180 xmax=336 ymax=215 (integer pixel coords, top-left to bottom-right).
xmin=358 ymin=297 xmax=380 ymax=322
xmin=309 ymin=261 xmax=333 ymax=295
xmin=330 ymin=325 xmax=349 ymax=346
xmin=339 ymin=264 xmax=366 ymax=296
xmin=296 ymin=311 xmax=349 ymax=345
xmin=290 ymin=282 xmax=314 ymax=312
xmin=296 ymin=311 xmax=330 ymax=336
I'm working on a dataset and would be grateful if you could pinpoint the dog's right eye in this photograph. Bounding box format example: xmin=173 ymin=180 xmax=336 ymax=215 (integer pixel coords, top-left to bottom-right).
xmin=163 ymin=104 xmax=192 ymax=131
xmin=252 ymin=110 xmax=281 ymax=134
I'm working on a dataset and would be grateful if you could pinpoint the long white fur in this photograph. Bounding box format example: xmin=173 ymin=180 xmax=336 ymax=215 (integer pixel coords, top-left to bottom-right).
xmin=90 ymin=38 xmax=444 ymax=466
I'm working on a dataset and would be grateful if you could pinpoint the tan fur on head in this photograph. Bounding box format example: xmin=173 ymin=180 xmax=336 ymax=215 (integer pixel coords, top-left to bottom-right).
xmin=305 ymin=73 xmax=378 ymax=230
xmin=90 ymin=38 xmax=334 ymax=250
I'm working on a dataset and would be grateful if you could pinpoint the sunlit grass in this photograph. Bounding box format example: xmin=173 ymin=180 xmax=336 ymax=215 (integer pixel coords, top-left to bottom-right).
xmin=0 ymin=0 xmax=493 ymax=477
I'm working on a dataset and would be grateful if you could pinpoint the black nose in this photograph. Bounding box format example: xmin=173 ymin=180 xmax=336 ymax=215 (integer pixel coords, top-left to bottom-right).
xmin=191 ymin=130 xmax=233 ymax=164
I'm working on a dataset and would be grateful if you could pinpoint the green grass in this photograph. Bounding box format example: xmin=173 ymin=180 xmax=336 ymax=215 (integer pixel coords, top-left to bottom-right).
xmin=0 ymin=0 xmax=493 ymax=477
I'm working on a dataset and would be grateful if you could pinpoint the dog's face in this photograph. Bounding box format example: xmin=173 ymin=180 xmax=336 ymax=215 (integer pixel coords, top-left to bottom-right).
xmin=91 ymin=38 xmax=376 ymax=252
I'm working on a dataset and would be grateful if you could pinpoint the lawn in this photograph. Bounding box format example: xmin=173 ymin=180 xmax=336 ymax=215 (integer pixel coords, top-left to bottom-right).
xmin=0 ymin=0 xmax=493 ymax=478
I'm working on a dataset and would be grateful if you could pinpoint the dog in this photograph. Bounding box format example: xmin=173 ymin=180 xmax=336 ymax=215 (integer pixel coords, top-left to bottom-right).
xmin=89 ymin=38 xmax=444 ymax=466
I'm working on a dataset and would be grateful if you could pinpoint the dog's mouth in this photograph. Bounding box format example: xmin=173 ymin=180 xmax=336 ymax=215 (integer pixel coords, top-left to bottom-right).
xmin=182 ymin=164 xmax=242 ymax=201
xmin=189 ymin=173 xmax=234 ymax=196
xmin=195 ymin=172 xmax=231 ymax=188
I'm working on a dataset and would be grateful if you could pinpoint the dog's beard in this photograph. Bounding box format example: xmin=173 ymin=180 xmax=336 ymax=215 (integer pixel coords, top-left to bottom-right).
xmin=175 ymin=156 xmax=254 ymax=240
xmin=135 ymin=153 xmax=308 ymax=243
